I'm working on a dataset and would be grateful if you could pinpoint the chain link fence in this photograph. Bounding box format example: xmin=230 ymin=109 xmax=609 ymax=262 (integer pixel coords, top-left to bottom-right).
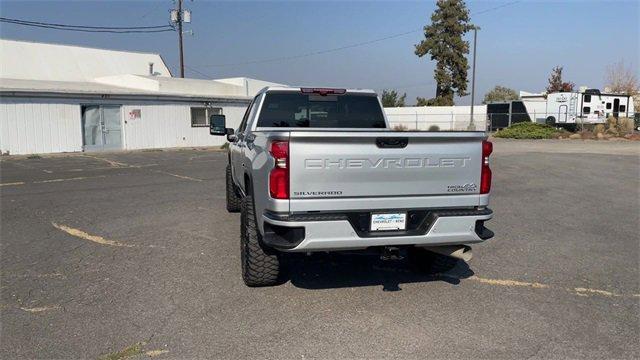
xmin=385 ymin=112 xmax=489 ymax=131
xmin=386 ymin=111 xmax=638 ymax=132
xmin=486 ymin=112 xmax=638 ymax=132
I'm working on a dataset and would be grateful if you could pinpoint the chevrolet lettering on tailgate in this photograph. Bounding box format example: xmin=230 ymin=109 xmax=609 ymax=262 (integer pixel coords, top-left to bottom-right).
xmin=304 ymin=157 xmax=472 ymax=169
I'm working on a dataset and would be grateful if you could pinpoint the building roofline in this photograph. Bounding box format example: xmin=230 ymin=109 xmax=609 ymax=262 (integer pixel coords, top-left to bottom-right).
xmin=0 ymin=77 xmax=252 ymax=101
xmin=157 ymin=53 xmax=174 ymax=77
xmin=0 ymin=37 xmax=164 ymax=57
xmin=0 ymin=89 xmax=252 ymax=103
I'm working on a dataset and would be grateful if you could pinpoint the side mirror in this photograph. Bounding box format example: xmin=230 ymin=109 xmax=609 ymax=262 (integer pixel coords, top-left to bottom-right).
xmin=226 ymin=129 xmax=237 ymax=142
xmin=209 ymin=114 xmax=227 ymax=136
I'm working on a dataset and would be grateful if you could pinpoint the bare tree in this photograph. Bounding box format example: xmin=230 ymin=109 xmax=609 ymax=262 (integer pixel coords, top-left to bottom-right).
xmin=605 ymin=60 xmax=638 ymax=95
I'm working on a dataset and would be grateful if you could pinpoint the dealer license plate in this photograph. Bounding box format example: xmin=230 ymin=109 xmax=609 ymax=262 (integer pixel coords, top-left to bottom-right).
xmin=370 ymin=213 xmax=407 ymax=231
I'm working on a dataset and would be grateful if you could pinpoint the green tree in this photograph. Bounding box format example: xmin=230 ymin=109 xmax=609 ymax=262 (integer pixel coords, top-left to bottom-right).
xmin=381 ymin=89 xmax=407 ymax=107
xmin=416 ymin=96 xmax=451 ymax=106
xmin=415 ymin=0 xmax=474 ymax=106
xmin=416 ymin=97 xmax=429 ymax=106
xmin=546 ymin=66 xmax=575 ymax=93
xmin=482 ymin=85 xmax=519 ymax=104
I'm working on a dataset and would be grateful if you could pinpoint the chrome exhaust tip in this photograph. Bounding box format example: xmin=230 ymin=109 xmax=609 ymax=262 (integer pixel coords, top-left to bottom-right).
xmin=422 ymin=245 xmax=472 ymax=262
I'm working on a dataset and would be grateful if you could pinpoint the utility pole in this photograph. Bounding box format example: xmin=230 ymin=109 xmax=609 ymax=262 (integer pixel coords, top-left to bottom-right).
xmin=171 ymin=0 xmax=191 ymax=78
xmin=469 ymin=27 xmax=478 ymax=130
xmin=177 ymin=0 xmax=184 ymax=77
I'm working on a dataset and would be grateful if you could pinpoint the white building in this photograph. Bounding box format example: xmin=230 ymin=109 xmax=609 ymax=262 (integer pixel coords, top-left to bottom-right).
xmin=0 ymin=39 xmax=282 ymax=155
xmin=384 ymin=105 xmax=487 ymax=131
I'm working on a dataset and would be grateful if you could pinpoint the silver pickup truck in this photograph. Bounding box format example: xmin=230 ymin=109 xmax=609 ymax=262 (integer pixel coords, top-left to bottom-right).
xmin=210 ymin=87 xmax=494 ymax=286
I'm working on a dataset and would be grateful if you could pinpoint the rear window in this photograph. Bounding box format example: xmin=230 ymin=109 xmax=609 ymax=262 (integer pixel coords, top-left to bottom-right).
xmin=256 ymin=92 xmax=386 ymax=128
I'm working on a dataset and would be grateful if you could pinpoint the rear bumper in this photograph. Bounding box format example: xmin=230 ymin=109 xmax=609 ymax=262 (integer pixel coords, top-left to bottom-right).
xmin=261 ymin=208 xmax=493 ymax=252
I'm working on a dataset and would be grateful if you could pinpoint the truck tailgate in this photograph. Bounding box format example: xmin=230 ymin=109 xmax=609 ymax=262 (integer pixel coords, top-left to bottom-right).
xmin=288 ymin=131 xmax=486 ymax=211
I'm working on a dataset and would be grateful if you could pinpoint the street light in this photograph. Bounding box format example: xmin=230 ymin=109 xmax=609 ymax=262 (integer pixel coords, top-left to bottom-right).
xmin=469 ymin=27 xmax=478 ymax=130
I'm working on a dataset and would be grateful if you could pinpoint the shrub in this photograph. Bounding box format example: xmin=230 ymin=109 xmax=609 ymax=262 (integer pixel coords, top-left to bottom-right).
xmin=393 ymin=124 xmax=409 ymax=131
xmin=428 ymin=125 xmax=440 ymax=132
xmin=593 ymin=124 xmax=605 ymax=134
xmin=494 ymin=122 xmax=559 ymax=139
xmin=618 ymin=117 xmax=634 ymax=134
xmin=606 ymin=116 xmax=634 ymax=136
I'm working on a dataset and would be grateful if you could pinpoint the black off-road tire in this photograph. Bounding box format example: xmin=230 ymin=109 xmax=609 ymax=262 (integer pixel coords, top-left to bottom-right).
xmin=240 ymin=195 xmax=281 ymax=287
xmin=408 ymin=247 xmax=459 ymax=274
xmin=226 ymin=164 xmax=241 ymax=213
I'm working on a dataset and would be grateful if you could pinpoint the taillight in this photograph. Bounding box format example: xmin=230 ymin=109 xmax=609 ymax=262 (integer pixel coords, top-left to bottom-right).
xmin=269 ymin=140 xmax=289 ymax=199
xmin=480 ymin=140 xmax=493 ymax=194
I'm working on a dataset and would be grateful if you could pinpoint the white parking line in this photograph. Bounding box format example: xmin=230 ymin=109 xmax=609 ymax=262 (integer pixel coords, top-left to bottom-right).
xmin=466 ymin=275 xmax=634 ymax=298
xmin=79 ymin=154 xmax=130 ymax=167
xmin=34 ymin=175 xmax=106 ymax=184
xmin=0 ymin=182 xmax=25 ymax=187
xmin=153 ymin=170 xmax=203 ymax=182
xmin=469 ymin=276 xmax=549 ymax=289
xmin=19 ymin=305 xmax=61 ymax=313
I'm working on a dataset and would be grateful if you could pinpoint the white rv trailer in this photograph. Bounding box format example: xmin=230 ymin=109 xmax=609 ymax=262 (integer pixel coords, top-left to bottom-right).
xmin=488 ymin=89 xmax=635 ymax=130
xmin=541 ymin=89 xmax=634 ymax=126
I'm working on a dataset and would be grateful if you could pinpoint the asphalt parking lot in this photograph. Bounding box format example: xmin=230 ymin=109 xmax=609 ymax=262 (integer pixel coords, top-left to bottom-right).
xmin=1 ymin=139 xmax=638 ymax=359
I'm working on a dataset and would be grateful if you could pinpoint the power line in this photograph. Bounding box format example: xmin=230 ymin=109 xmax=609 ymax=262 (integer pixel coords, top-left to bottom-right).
xmin=186 ymin=64 xmax=434 ymax=91
xmin=0 ymin=16 xmax=172 ymax=29
xmin=198 ymin=30 xmax=418 ymax=68
xmin=0 ymin=21 xmax=175 ymax=33
xmin=0 ymin=17 xmax=174 ymax=33
xmin=193 ymin=1 xmax=521 ymax=69
xmin=185 ymin=65 xmax=213 ymax=79
xmin=470 ymin=0 xmax=521 ymax=16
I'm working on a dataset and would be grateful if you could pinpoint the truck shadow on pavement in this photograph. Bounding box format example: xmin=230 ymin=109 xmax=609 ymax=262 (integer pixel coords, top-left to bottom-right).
xmin=286 ymin=252 xmax=474 ymax=291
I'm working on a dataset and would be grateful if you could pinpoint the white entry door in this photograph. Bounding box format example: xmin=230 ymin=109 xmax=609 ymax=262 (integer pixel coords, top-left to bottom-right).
xmin=558 ymin=105 xmax=568 ymax=123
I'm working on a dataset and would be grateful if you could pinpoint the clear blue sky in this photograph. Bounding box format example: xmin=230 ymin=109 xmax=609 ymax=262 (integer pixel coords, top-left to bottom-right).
xmin=1 ymin=0 xmax=638 ymax=105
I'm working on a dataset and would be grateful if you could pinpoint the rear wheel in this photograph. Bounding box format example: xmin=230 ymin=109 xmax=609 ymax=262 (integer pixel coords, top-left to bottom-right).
xmin=226 ymin=164 xmax=241 ymax=213
xmin=240 ymin=195 xmax=281 ymax=287
xmin=408 ymin=247 xmax=458 ymax=274
xmin=545 ymin=116 xmax=556 ymax=126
